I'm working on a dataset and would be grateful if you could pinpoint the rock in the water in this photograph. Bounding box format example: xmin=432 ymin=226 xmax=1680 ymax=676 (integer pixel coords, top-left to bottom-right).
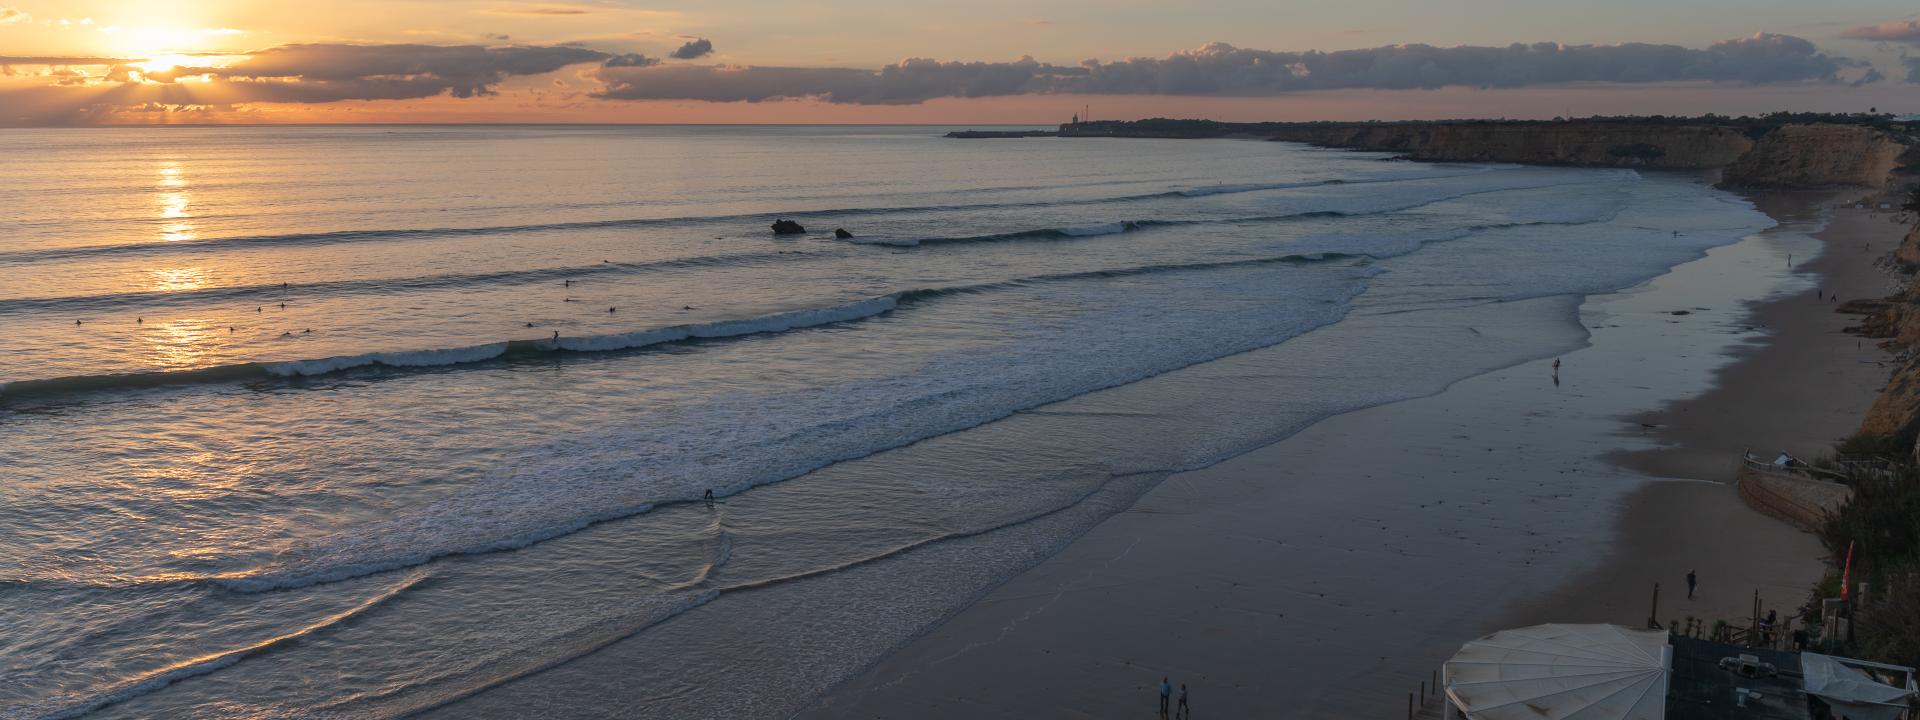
xmin=834 ymin=228 xmax=853 ymax=239
xmin=771 ymin=219 xmax=806 ymax=235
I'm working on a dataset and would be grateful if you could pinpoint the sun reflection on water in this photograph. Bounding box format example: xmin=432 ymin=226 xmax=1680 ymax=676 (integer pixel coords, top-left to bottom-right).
xmin=148 ymin=266 xmax=209 ymax=292
xmin=141 ymin=317 xmax=223 ymax=371
xmin=155 ymin=162 xmax=196 ymax=242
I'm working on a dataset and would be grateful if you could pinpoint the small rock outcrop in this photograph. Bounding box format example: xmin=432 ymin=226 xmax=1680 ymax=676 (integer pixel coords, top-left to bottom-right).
xmin=771 ymin=219 xmax=806 ymax=235
xmin=833 ymin=228 xmax=853 ymax=239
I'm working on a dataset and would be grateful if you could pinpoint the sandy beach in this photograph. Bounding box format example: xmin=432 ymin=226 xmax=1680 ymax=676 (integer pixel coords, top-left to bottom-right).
xmin=796 ymin=188 xmax=1907 ymax=719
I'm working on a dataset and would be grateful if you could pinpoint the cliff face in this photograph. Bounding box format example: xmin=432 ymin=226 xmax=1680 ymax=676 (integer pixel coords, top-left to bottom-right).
xmin=1254 ymin=121 xmax=1907 ymax=189
xmin=1264 ymin=123 xmax=1754 ymax=169
xmin=1722 ymin=124 xmax=1907 ymax=189
xmin=1854 ymin=222 xmax=1920 ymax=448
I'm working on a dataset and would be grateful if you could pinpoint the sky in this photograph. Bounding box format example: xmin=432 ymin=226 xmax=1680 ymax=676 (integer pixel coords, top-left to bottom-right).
xmin=0 ymin=0 xmax=1917 ymax=125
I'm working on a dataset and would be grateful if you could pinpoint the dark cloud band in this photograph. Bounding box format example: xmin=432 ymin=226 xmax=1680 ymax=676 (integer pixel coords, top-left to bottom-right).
xmin=670 ymin=38 xmax=715 ymax=60
xmin=171 ymin=43 xmax=610 ymax=100
xmin=595 ymin=34 xmax=1860 ymax=104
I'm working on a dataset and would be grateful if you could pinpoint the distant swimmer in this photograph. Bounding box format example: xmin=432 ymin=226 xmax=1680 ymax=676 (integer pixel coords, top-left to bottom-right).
xmin=279 ymin=302 xmax=286 ymax=309
xmin=704 ymin=489 xmax=715 ymax=506
xmin=229 ymin=327 xmax=235 ymax=332
xmin=552 ymin=331 xmax=559 ymax=341
xmin=564 ymin=280 xmax=573 ymax=287
xmin=1552 ymin=358 xmax=1561 ymax=371
xmin=304 ymin=328 xmax=312 ymax=334
xmin=608 ymin=307 xmax=617 ymax=313
xmin=282 ymin=282 xmax=289 ymax=288
xmin=74 ymin=319 xmax=82 ymax=325
xmin=136 ymin=317 xmax=142 ymax=324
xmin=281 ymin=331 xmax=291 ymax=337
xmin=525 ymin=322 xmax=535 ymax=328
xmin=683 ymin=305 xmax=694 ymax=310
xmin=257 ymin=307 xmax=263 ymax=312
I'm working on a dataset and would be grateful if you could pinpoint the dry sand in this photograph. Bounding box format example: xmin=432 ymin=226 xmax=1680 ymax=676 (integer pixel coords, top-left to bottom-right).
xmin=796 ymin=190 xmax=1907 ymax=719
xmin=1510 ymin=193 xmax=1906 ymax=628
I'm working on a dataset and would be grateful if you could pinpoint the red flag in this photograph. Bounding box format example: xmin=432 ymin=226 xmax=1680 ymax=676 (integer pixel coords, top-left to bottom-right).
xmin=1840 ymin=540 xmax=1856 ymax=601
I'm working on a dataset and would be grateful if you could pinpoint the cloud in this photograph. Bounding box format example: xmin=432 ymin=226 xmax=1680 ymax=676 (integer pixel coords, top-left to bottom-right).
xmin=1853 ymin=66 xmax=1885 ymax=86
xmin=669 ymin=38 xmax=714 ymax=60
xmin=160 ymin=43 xmax=609 ymax=100
xmin=1840 ymin=20 xmax=1920 ymax=44
xmin=604 ymin=53 xmax=659 ymax=67
xmin=0 ymin=56 xmax=136 ymax=66
xmin=482 ymin=5 xmax=592 ymax=16
xmin=1906 ymin=57 xmax=1920 ymax=84
xmin=0 ymin=7 xmax=27 ymax=24
xmin=593 ymin=35 xmax=1859 ymax=104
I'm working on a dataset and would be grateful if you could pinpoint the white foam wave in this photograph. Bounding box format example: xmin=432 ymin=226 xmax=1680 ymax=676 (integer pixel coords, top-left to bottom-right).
xmin=1059 ymin=222 xmax=1130 ymax=237
xmin=214 ymin=261 xmax=1378 ymax=595
xmin=554 ymin=295 xmax=899 ymax=352
xmin=13 ymin=571 xmax=428 ymax=720
xmin=265 ymin=343 xmax=511 ymax=377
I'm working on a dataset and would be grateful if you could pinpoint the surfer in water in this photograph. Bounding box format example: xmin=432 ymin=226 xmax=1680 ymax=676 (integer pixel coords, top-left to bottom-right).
xmin=704 ymin=489 xmax=715 ymax=507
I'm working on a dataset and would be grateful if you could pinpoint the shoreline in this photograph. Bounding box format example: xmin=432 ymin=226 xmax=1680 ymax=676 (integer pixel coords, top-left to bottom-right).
xmin=796 ymin=187 xmax=1900 ymax=718
xmin=1499 ymin=191 xmax=1905 ymax=628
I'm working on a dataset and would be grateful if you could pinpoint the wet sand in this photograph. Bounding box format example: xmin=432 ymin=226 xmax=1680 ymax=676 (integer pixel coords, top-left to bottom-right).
xmin=1504 ymin=194 xmax=1904 ymax=627
xmin=797 ymin=191 xmax=1902 ymax=718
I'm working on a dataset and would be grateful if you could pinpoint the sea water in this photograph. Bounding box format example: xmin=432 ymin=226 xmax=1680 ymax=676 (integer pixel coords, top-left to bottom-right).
xmin=0 ymin=126 xmax=1771 ymax=719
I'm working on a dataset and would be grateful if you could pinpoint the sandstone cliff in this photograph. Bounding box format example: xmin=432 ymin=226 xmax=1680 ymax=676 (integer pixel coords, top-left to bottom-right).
xmin=1721 ymin=124 xmax=1908 ymax=189
xmin=1852 ymin=221 xmax=1920 ymax=449
xmin=1262 ymin=122 xmax=1754 ymax=170
xmin=1057 ymin=118 xmax=1912 ymax=189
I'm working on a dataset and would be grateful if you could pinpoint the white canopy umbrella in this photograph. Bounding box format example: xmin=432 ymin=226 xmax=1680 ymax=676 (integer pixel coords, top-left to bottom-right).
xmin=1444 ymin=623 xmax=1672 ymax=720
xmin=1801 ymin=653 xmax=1918 ymax=720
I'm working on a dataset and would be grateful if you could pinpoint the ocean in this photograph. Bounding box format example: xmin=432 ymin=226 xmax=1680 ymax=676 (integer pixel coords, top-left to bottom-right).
xmin=0 ymin=125 xmax=1774 ymax=719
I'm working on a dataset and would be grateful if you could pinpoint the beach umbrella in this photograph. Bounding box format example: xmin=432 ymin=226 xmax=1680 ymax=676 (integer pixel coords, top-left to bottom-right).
xmin=1443 ymin=623 xmax=1671 ymax=720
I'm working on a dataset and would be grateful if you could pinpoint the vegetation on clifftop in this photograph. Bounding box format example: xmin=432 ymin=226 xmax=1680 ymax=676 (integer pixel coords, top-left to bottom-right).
xmin=1812 ymin=464 xmax=1920 ymax=669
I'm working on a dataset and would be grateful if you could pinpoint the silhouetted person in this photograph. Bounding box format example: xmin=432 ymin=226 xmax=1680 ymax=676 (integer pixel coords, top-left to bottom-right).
xmin=565 ymin=279 xmax=573 ymax=287
xmin=525 ymin=322 xmax=535 ymax=328
xmin=553 ymin=331 xmax=560 ymax=341
xmin=1686 ymin=569 xmax=1697 ymax=599
xmin=279 ymin=302 xmax=286 ymax=309
xmin=704 ymin=489 xmax=715 ymax=507
xmin=608 ymin=307 xmax=616 ymax=313
xmin=1159 ymin=678 xmax=1171 ymax=717
xmin=1178 ymin=684 xmax=1189 ymax=718
xmin=136 ymin=317 xmax=142 ymax=324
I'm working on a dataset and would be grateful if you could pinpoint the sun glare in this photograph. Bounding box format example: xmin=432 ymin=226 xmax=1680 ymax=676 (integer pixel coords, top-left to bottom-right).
xmin=134 ymin=54 xmax=196 ymax=73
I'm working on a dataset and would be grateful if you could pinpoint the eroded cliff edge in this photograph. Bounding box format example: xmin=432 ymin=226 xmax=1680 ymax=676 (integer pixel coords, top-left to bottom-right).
xmin=1056 ymin=117 xmax=1916 ymax=189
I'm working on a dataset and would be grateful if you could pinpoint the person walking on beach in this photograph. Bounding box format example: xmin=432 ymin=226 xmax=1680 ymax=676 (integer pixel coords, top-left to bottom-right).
xmin=1159 ymin=677 xmax=1171 ymax=718
xmin=1686 ymin=569 xmax=1697 ymax=599
xmin=1178 ymin=684 xmax=1190 ymax=718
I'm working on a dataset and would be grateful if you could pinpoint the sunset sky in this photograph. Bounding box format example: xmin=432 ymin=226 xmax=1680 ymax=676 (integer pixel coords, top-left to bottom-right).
xmin=1 ymin=0 xmax=1917 ymax=125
